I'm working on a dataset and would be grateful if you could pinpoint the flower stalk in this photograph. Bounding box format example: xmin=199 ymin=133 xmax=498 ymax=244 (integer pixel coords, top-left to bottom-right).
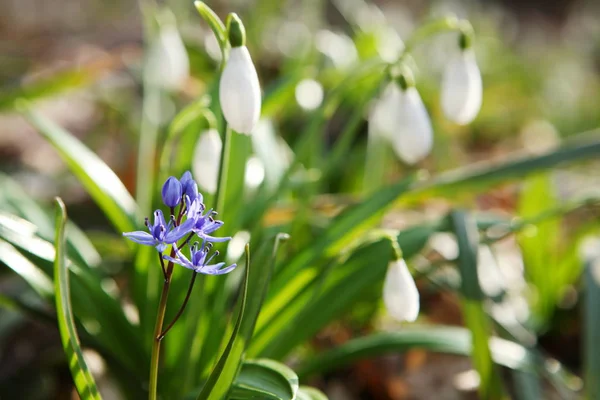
xmin=149 ymin=270 xmax=171 ymax=400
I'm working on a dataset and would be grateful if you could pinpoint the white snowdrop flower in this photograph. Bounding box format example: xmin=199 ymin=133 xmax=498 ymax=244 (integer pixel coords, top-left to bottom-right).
xmin=145 ymin=12 xmax=189 ymax=90
xmin=192 ymin=129 xmax=221 ymax=194
xmin=441 ymin=48 xmax=482 ymax=125
xmin=383 ymin=259 xmax=420 ymax=322
xmin=391 ymin=85 xmax=434 ymax=165
xmin=369 ymin=83 xmax=402 ymax=139
xmin=219 ymin=14 xmax=261 ymax=134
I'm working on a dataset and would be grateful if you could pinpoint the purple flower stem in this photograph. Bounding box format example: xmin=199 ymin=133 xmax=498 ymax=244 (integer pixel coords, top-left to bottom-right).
xmin=158 ymin=252 xmax=167 ymax=281
xmin=158 ymin=271 xmax=198 ymax=340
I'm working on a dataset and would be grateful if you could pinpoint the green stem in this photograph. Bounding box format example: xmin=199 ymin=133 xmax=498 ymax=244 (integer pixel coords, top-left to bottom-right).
xmin=214 ymin=124 xmax=232 ymax=213
xmin=401 ymin=15 xmax=462 ymax=56
xmin=148 ymin=277 xmax=170 ymax=400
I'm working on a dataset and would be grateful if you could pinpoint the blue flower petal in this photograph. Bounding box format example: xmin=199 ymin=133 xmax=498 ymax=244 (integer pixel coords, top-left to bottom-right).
xmin=199 ymin=234 xmax=231 ymax=243
xmin=162 ymin=176 xmax=183 ymax=207
xmin=165 ymin=218 xmax=195 ymax=243
xmin=200 ymin=263 xmax=237 ymax=275
xmin=123 ymin=231 xmax=156 ymax=245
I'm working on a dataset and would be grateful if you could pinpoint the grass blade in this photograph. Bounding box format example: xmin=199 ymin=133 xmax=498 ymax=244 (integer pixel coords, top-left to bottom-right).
xmin=451 ymin=210 xmax=504 ymax=399
xmin=19 ymin=104 xmax=138 ymax=234
xmin=584 ymin=243 xmax=600 ymax=398
xmin=54 ymin=198 xmax=102 ymax=400
xmin=197 ymin=245 xmax=250 ymax=400
xmin=295 ymin=327 xmax=566 ymax=382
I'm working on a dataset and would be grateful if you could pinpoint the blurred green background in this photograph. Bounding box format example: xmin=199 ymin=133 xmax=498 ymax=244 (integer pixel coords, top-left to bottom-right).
xmin=1 ymin=0 xmax=600 ymax=399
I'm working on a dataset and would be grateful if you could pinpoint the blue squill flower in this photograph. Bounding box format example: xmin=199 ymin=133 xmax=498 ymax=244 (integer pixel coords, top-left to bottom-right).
xmin=162 ymin=176 xmax=183 ymax=208
xmin=186 ymin=197 xmax=230 ymax=242
xmin=163 ymin=241 xmax=236 ymax=275
xmin=180 ymin=171 xmax=201 ymax=203
xmin=123 ymin=210 xmax=194 ymax=252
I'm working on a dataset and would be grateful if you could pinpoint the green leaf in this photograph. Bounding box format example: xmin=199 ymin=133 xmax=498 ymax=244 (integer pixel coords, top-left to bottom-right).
xmin=0 ymin=208 xmax=147 ymax=378
xmin=450 ymin=210 xmax=504 ymax=400
xmin=0 ymin=173 xmax=102 ymax=268
xmin=260 ymin=176 xmax=415 ymax=328
xmin=194 ymin=1 xmax=227 ymax=50
xmin=406 ymin=129 xmax=600 ymax=202
xmin=251 ymin=238 xmax=392 ymax=359
xmin=195 ymin=234 xmax=289 ymax=393
xmin=584 ymin=243 xmax=600 ymax=398
xmin=295 ymin=327 xmax=571 ymax=387
xmin=53 ymin=198 xmax=102 ymax=400
xmin=197 ymin=245 xmax=250 ymax=400
xmin=296 ymin=387 xmax=328 ymax=400
xmin=517 ymin=174 xmax=561 ymax=326
xmin=228 ymin=359 xmax=298 ymax=400
xmin=19 ymin=104 xmax=138 ymax=234
xmin=0 ymin=68 xmax=98 ymax=111
xmin=0 ymin=239 xmax=53 ymax=299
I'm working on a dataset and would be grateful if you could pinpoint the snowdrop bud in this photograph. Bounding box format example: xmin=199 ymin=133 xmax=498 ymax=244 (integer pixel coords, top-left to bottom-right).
xmin=383 ymin=259 xmax=420 ymax=322
xmin=441 ymin=48 xmax=482 ymax=125
xmin=145 ymin=13 xmax=189 ymax=90
xmin=192 ymin=129 xmax=222 ymax=194
xmin=390 ymin=86 xmax=433 ymax=165
xmin=226 ymin=13 xmax=246 ymax=47
xmin=219 ymin=16 xmax=261 ymax=134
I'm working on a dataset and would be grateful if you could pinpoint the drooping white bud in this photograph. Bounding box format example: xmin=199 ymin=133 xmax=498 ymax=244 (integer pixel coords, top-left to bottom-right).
xmin=390 ymin=87 xmax=433 ymax=165
xmin=145 ymin=18 xmax=189 ymax=90
xmin=441 ymin=49 xmax=482 ymax=125
xmin=383 ymin=259 xmax=420 ymax=322
xmin=219 ymin=46 xmax=262 ymax=134
xmin=192 ymin=129 xmax=221 ymax=194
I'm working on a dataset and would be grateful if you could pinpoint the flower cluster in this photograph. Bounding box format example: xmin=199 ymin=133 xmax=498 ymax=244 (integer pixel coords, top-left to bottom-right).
xmin=123 ymin=171 xmax=236 ymax=275
xmin=370 ymin=29 xmax=482 ymax=165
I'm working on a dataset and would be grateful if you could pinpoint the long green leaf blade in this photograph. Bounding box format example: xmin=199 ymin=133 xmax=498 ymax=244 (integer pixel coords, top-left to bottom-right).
xmin=451 ymin=210 xmax=504 ymax=400
xmin=584 ymin=243 xmax=600 ymax=398
xmin=197 ymin=245 xmax=251 ymax=400
xmin=19 ymin=104 xmax=138 ymax=233
xmin=54 ymin=198 xmax=102 ymax=400
xmin=295 ymin=327 xmax=573 ymax=391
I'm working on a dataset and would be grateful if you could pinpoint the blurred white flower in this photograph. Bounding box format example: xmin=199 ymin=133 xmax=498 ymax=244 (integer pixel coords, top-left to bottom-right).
xmin=295 ymin=78 xmax=324 ymax=111
xmin=477 ymin=245 xmax=505 ymax=297
xmin=192 ymin=129 xmax=221 ymax=194
xmin=146 ymin=23 xmax=189 ymax=90
xmin=390 ymin=87 xmax=433 ymax=165
xmin=383 ymin=259 xmax=420 ymax=322
xmin=369 ymin=83 xmax=401 ymax=139
xmin=441 ymin=49 xmax=482 ymax=125
xmin=219 ymin=46 xmax=262 ymax=134
xmin=315 ymin=30 xmax=358 ymax=69
xmin=244 ymin=156 xmax=265 ymax=190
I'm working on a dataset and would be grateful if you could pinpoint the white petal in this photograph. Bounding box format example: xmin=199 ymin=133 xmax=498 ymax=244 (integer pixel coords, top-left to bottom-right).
xmin=219 ymin=46 xmax=262 ymax=134
xmin=383 ymin=259 xmax=420 ymax=322
xmin=441 ymin=50 xmax=482 ymax=125
xmin=192 ymin=129 xmax=221 ymax=194
xmin=369 ymin=83 xmax=402 ymax=139
xmin=146 ymin=26 xmax=189 ymax=90
xmin=390 ymin=87 xmax=433 ymax=165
